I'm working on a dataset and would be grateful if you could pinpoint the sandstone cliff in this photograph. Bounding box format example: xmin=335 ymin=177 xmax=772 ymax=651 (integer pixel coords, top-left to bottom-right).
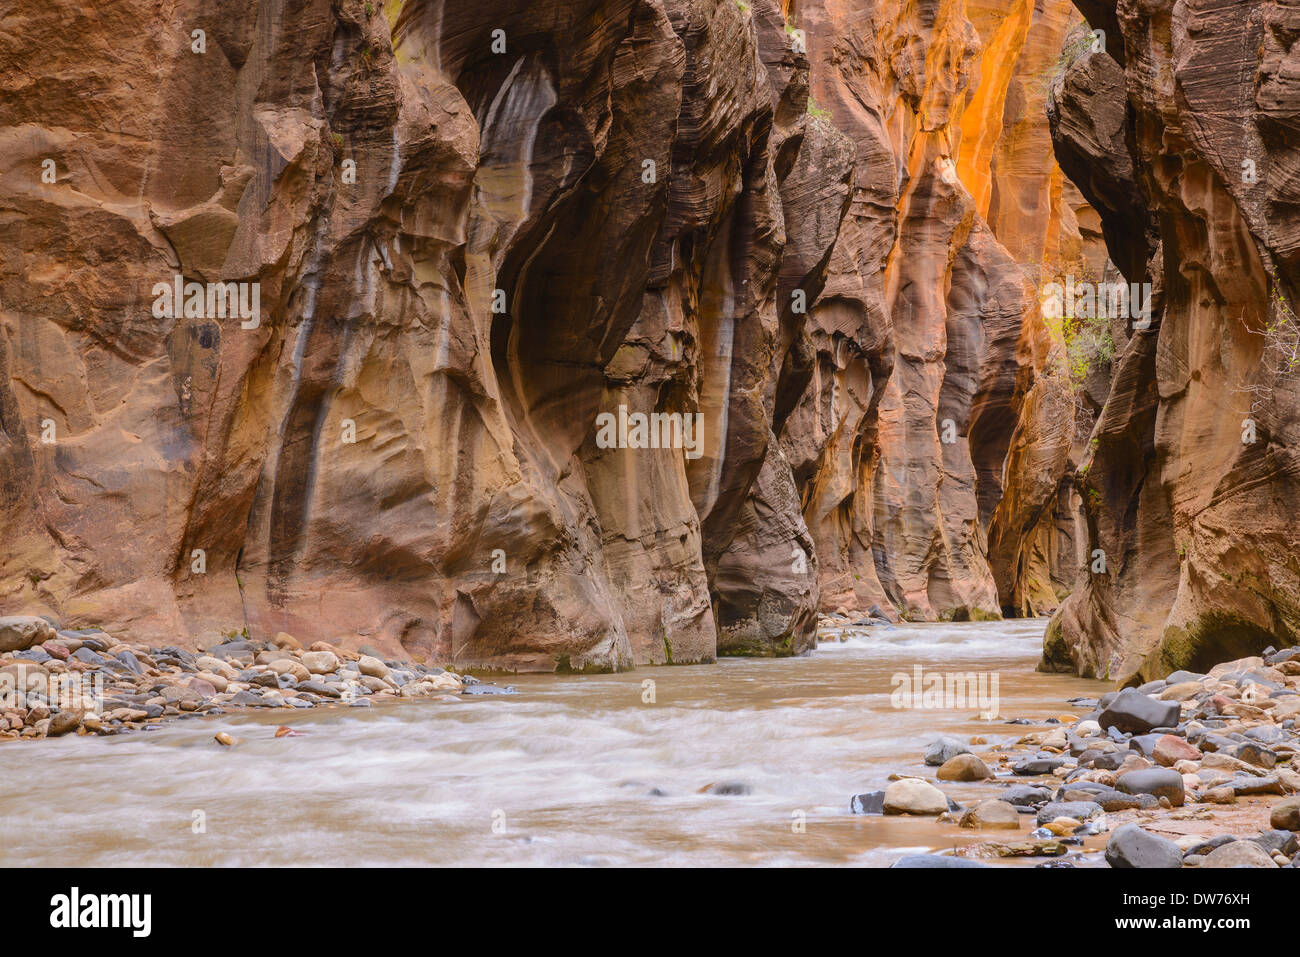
xmin=1042 ymin=0 xmax=1300 ymax=681
xmin=0 ymin=0 xmax=1096 ymax=670
xmin=1 ymin=0 xmax=847 ymax=667
xmin=787 ymin=0 xmax=1092 ymax=623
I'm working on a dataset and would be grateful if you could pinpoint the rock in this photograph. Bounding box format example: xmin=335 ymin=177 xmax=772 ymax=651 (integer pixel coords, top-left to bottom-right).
xmin=0 ymin=617 xmax=56 ymax=653
xmin=923 ymin=736 xmax=970 ymax=766
xmin=1203 ymin=786 xmax=1237 ymax=805
xmin=1105 ymin=824 xmax=1183 ymax=869
xmin=195 ymin=671 xmax=228 ymax=692
xmin=297 ymin=680 xmax=340 ymax=698
xmin=208 ymin=641 xmax=253 ymax=661
xmin=890 ymin=855 xmax=990 ymax=868
xmin=1098 ymin=690 xmax=1181 ymax=735
xmin=1229 ymin=741 xmax=1277 ymax=769
xmin=1035 ymin=801 xmax=1103 ymax=826
xmin=704 ymin=781 xmax=751 ymax=796
xmin=300 ymin=651 xmax=340 ymax=675
xmin=1271 ymin=796 xmax=1300 ymax=831
xmin=936 ymin=753 xmax=991 ymax=781
xmin=114 ymin=650 xmax=144 ymax=675
xmin=959 ymin=799 xmax=1022 ymax=830
xmin=1152 ymin=734 xmax=1200 ymax=766
xmin=358 ymin=655 xmax=391 ymax=679
xmin=227 ymin=690 xmax=275 ymax=708
xmin=1116 ymin=768 xmax=1185 ymax=807
xmin=850 ymin=791 xmax=885 ymax=815
xmin=1200 ymin=841 xmax=1278 ymax=868
xmin=1001 ymin=785 xmax=1053 ymax=807
xmin=1012 ymin=756 xmax=1066 ymax=775
xmin=271 ymin=632 xmax=302 ymax=651
xmin=1232 ymin=775 xmax=1285 ymax=796
xmin=184 ymin=677 xmax=217 ymax=697
xmin=214 ymin=732 xmax=236 ymax=746
xmin=46 ymin=710 xmax=80 ymax=736
xmin=1251 ymin=830 xmax=1300 ymax=856
xmin=883 ymin=779 xmax=949 ymax=816
xmin=268 ymin=659 xmax=310 ymax=682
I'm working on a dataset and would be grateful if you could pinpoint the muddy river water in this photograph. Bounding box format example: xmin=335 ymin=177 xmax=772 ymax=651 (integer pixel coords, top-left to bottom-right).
xmin=0 ymin=619 xmax=1112 ymax=866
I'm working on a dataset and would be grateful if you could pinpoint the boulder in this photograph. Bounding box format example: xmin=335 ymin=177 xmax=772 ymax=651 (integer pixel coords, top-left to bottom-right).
xmin=923 ymin=736 xmax=970 ymax=766
xmin=1152 ymin=734 xmax=1200 ymax=766
xmin=959 ymin=800 xmax=1021 ymax=830
xmin=1116 ymin=767 xmax=1185 ymax=807
xmin=1200 ymin=841 xmax=1278 ymax=868
xmin=1099 ymin=690 xmax=1181 ymax=735
xmin=936 ymin=753 xmax=991 ymax=781
xmin=882 ymin=779 xmax=949 ymax=816
xmin=300 ymin=651 xmax=340 ymax=675
xmin=1270 ymin=796 xmax=1300 ymax=831
xmin=0 ymin=616 xmax=56 ymax=654
xmin=1105 ymin=824 xmax=1183 ymax=868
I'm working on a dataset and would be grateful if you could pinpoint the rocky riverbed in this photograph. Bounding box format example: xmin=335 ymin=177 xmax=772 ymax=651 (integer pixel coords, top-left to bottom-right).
xmin=0 ymin=615 xmax=515 ymax=741
xmin=846 ymin=636 xmax=1300 ymax=867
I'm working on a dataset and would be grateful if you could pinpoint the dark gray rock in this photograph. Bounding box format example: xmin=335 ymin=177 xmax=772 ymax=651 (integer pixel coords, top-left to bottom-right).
xmin=1116 ymin=767 xmax=1185 ymax=806
xmin=1229 ymin=741 xmax=1277 ymax=768
xmin=298 ymin=680 xmax=340 ymax=698
xmin=850 ymin=791 xmax=885 ymax=815
xmin=923 ymin=736 xmax=970 ymax=766
xmin=1251 ymin=830 xmax=1299 ymax=856
xmin=1099 ymin=689 xmax=1181 ymax=735
xmin=1105 ymin=823 xmax=1183 ymax=869
xmin=1001 ymin=785 xmax=1053 ymax=807
xmin=1013 ymin=756 xmax=1066 ymax=775
xmin=1128 ymin=734 xmax=1162 ymax=759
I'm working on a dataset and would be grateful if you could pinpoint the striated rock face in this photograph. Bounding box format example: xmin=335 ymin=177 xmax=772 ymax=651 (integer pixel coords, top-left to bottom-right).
xmin=0 ymin=0 xmax=1098 ymax=668
xmin=0 ymin=0 xmax=853 ymax=667
xmin=1042 ymin=0 xmax=1300 ymax=681
xmin=785 ymin=0 xmax=1088 ymax=622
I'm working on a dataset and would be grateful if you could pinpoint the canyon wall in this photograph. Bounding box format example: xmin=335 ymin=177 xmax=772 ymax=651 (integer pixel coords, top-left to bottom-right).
xmin=787 ymin=0 xmax=1093 ymax=622
xmin=1 ymin=0 xmax=846 ymax=668
xmin=1042 ymin=0 xmax=1300 ymax=681
xmin=1 ymin=0 xmax=1096 ymax=670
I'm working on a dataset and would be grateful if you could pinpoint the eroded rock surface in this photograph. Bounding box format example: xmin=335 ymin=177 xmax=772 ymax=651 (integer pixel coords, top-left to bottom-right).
xmin=1042 ymin=0 xmax=1300 ymax=680
xmin=1 ymin=0 xmax=1096 ymax=668
xmin=787 ymin=0 xmax=1089 ymax=622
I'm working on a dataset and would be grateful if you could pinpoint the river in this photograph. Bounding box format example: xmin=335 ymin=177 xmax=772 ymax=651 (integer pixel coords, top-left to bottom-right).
xmin=0 ymin=619 xmax=1111 ymax=866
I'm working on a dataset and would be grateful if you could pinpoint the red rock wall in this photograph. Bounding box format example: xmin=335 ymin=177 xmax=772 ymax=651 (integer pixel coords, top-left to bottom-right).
xmin=1043 ymin=0 xmax=1300 ymax=680
xmin=787 ymin=0 xmax=1093 ymax=622
xmin=0 ymin=0 xmax=1099 ymax=667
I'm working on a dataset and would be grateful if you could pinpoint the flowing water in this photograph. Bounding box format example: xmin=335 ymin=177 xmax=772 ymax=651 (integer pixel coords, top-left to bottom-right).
xmin=1 ymin=619 xmax=1112 ymax=867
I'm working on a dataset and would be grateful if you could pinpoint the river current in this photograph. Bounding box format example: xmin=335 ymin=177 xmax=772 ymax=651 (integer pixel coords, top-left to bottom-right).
xmin=0 ymin=619 xmax=1110 ymax=866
